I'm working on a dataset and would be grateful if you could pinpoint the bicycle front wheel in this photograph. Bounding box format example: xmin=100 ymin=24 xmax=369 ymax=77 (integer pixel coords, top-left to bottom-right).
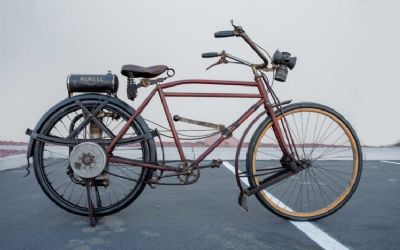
xmin=246 ymin=102 xmax=362 ymax=220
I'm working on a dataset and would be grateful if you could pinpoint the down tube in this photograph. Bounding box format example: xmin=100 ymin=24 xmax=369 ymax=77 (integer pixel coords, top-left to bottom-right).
xmin=194 ymin=99 xmax=264 ymax=165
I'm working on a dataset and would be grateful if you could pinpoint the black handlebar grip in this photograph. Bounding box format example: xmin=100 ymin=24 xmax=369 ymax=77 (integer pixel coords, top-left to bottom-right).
xmin=214 ymin=30 xmax=235 ymax=38
xmin=201 ymin=52 xmax=219 ymax=58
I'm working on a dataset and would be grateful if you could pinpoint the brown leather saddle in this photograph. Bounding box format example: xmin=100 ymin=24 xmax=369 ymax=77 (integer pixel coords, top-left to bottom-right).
xmin=121 ymin=64 xmax=168 ymax=78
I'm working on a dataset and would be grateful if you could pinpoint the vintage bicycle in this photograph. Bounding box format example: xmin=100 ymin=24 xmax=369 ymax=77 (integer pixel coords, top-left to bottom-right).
xmin=26 ymin=21 xmax=362 ymax=226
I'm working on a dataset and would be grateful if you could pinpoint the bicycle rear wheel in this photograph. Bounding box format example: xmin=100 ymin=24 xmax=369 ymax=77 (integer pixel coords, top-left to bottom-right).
xmin=246 ymin=103 xmax=362 ymax=220
xmin=33 ymin=94 xmax=155 ymax=216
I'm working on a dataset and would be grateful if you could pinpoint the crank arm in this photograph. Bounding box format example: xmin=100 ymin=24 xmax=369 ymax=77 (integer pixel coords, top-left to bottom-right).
xmin=244 ymin=169 xmax=294 ymax=196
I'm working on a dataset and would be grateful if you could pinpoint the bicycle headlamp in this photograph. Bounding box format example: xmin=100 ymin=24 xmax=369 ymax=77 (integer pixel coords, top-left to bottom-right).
xmin=272 ymin=50 xmax=297 ymax=82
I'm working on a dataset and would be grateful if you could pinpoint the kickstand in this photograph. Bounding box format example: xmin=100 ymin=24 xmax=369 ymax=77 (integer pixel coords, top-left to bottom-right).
xmin=94 ymin=184 xmax=102 ymax=208
xmin=85 ymin=179 xmax=97 ymax=227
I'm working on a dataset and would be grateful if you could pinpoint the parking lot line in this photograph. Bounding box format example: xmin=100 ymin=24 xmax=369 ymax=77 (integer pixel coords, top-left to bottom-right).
xmin=381 ymin=160 xmax=400 ymax=165
xmin=222 ymin=161 xmax=349 ymax=250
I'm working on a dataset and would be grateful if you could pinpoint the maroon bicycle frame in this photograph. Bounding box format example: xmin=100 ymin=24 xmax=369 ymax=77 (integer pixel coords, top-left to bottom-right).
xmin=106 ymin=77 xmax=290 ymax=171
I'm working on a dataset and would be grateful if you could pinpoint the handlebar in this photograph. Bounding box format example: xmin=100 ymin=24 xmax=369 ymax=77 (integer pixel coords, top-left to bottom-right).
xmin=240 ymin=33 xmax=269 ymax=66
xmin=201 ymin=52 xmax=219 ymax=58
xmin=206 ymin=23 xmax=270 ymax=66
xmin=214 ymin=30 xmax=235 ymax=38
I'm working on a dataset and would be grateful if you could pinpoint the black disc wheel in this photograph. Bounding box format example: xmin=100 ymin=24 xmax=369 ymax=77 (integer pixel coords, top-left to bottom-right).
xmin=33 ymin=95 xmax=155 ymax=216
xmin=246 ymin=103 xmax=362 ymax=220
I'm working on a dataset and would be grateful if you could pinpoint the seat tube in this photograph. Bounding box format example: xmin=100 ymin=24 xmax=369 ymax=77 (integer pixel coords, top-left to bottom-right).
xmin=158 ymin=86 xmax=186 ymax=161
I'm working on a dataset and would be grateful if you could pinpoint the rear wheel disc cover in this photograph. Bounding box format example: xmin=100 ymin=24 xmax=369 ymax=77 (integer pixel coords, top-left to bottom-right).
xmin=69 ymin=142 xmax=107 ymax=178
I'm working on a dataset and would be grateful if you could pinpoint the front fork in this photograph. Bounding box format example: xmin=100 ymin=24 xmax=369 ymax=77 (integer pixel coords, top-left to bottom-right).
xmin=254 ymin=70 xmax=292 ymax=157
xmin=237 ymin=70 xmax=301 ymax=211
xmin=263 ymin=89 xmax=300 ymax=171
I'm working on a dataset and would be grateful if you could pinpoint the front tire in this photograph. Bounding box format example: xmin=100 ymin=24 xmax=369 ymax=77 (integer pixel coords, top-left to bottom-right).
xmin=246 ymin=103 xmax=362 ymax=220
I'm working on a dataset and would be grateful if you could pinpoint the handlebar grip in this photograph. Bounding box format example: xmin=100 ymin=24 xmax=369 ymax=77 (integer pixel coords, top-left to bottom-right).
xmin=201 ymin=52 xmax=219 ymax=58
xmin=214 ymin=30 xmax=235 ymax=38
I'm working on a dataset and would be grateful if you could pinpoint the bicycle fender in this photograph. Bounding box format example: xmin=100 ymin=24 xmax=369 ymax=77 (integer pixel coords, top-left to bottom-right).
xmin=236 ymin=102 xmax=315 ymax=197
xmin=26 ymin=94 xmax=155 ymax=159
xmin=234 ymin=111 xmax=268 ymax=198
xmin=246 ymin=102 xmax=322 ymax=147
xmin=244 ymin=101 xmax=343 ymax=168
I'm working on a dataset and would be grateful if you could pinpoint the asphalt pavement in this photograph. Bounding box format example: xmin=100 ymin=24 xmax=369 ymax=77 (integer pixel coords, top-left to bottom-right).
xmin=0 ymin=160 xmax=399 ymax=250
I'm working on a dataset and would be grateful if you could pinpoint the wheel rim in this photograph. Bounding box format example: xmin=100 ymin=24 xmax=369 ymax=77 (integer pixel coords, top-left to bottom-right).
xmin=252 ymin=107 xmax=360 ymax=218
xmin=35 ymin=100 xmax=149 ymax=215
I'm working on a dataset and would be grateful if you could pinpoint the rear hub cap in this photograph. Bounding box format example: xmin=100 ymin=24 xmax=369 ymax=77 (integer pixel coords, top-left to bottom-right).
xmin=69 ymin=142 xmax=107 ymax=178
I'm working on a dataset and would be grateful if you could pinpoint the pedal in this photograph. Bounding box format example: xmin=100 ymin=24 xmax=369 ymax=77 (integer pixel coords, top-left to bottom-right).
xmin=211 ymin=159 xmax=222 ymax=168
xmin=238 ymin=192 xmax=249 ymax=212
xmin=148 ymin=171 xmax=159 ymax=189
xmin=199 ymin=159 xmax=223 ymax=169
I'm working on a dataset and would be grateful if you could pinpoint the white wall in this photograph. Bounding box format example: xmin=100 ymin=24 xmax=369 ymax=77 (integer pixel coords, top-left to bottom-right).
xmin=0 ymin=0 xmax=398 ymax=145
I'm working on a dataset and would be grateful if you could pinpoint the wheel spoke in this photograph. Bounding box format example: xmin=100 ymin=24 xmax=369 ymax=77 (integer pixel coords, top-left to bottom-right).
xmin=33 ymin=98 xmax=150 ymax=216
xmin=249 ymin=106 xmax=361 ymax=219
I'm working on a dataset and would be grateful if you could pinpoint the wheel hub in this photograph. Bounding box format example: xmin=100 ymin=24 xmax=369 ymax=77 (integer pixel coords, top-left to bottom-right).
xmin=69 ymin=142 xmax=107 ymax=178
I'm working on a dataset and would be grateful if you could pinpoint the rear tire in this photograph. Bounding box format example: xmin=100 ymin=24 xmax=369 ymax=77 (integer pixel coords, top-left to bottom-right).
xmin=246 ymin=103 xmax=362 ymax=220
xmin=33 ymin=94 xmax=155 ymax=216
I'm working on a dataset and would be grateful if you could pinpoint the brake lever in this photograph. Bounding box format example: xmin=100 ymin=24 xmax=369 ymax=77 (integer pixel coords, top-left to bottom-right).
xmin=231 ymin=20 xmax=238 ymax=29
xmin=206 ymin=53 xmax=228 ymax=71
xmin=230 ymin=20 xmax=244 ymax=35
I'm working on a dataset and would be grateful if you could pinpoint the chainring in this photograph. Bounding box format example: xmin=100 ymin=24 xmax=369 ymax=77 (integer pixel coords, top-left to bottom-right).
xmin=177 ymin=161 xmax=200 ymax=184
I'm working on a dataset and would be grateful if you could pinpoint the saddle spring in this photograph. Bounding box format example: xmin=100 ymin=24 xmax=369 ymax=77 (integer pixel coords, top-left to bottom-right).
xmin=126 ymin=73 xmax=138 ymax=101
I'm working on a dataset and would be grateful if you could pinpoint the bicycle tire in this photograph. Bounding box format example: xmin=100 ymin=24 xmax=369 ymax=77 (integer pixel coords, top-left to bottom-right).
xmin=246 ymin=102 xmax=362 ymax=220
xmin=33 ymin=94 xmax=156 ymax=216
